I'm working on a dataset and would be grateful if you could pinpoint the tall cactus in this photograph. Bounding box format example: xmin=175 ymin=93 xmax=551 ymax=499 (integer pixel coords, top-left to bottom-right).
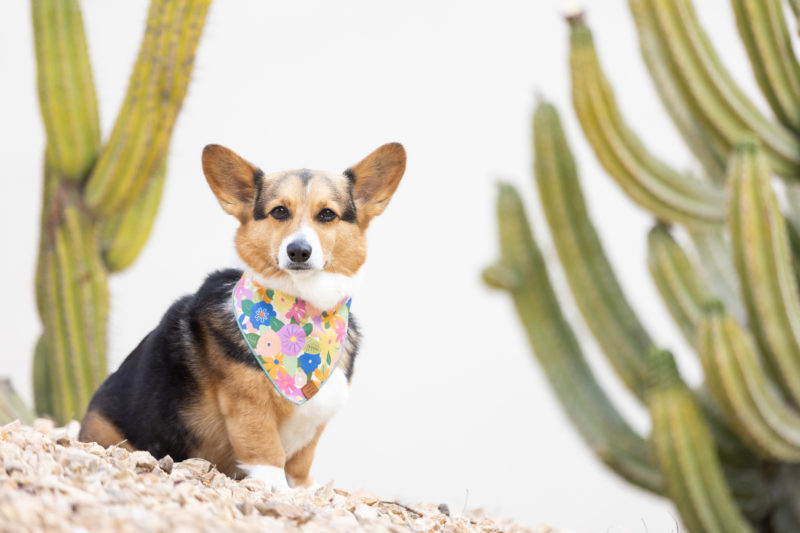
xmin=30 ymin=0 xmax=210 ymax=423
xmin=486 ymin=3 xmax=800 ymax=531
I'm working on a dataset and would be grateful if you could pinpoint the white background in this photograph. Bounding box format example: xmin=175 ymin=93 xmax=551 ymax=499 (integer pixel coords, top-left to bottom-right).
xmin=0 ymin=1 xmax=776 ymax=531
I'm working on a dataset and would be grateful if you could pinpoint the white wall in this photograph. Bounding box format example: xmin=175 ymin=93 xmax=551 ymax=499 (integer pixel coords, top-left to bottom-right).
xmin=0 ymin=1 xmax=771 ymax=531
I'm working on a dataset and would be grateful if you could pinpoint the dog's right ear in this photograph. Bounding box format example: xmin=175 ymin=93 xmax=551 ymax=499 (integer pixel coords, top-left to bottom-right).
xmin=202 ymin=144 xmax=260 ymax=223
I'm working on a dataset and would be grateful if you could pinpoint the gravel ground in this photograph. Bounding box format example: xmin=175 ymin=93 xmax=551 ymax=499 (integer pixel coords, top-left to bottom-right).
xmin=0 ymin=420 xmax=554 ymax=533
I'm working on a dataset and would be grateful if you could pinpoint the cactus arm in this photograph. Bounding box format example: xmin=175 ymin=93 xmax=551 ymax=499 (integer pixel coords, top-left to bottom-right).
xmin=101 ymin=158 xmax=167 ymax=272
xmin=698 ymin=307 xmax=800 ymax=461
xmin=40 ymin=245 xmax=77 ymax=423
xmin=729 ymin=139 xmax=800 ymax=405
xmin=688 ymin=229 xmax=746 ymax=321
xmin=485 ymin=184 xmax=663 ymax=493
xmin=533 ymin=101 xmax=652 ymax=399
xmin=647 ymin=224 xmax=713 ymax=345
xmin=647 ymin=349 xmax=755 ymax=533
xmin=568 ymin=16 xmax=726 ymax=227
xmin=730 ymin=0 xmax=800 ymax=132
xmin=627 ymin=0 xmax=727 ymax=182
xmin=643 ymin=0 xmax=800 ymax=177
xmin=84 ymin=0 xmax=211 ymax=215
xmin=0 ymin=380 xmax=35 ymax=425
xmin=32 ymin=0 xmax=100 ymax=181
xmin=32 ymin=335 xmax=53 ymax=417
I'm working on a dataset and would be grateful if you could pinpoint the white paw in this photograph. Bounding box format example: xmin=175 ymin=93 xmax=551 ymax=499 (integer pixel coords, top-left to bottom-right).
xmin=239 ymin=463 xmax=289 ymax=491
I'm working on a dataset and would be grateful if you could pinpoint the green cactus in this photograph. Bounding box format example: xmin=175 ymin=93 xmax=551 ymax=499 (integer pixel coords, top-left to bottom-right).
xmin=24 ymin=0 xmax=210 ymax=424
xmin=486 ymin=3 xmax=800 ymax=530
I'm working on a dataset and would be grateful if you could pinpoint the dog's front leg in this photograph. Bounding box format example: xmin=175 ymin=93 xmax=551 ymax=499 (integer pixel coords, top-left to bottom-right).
xmin=217 ymin=386 xmax=288 ymax=490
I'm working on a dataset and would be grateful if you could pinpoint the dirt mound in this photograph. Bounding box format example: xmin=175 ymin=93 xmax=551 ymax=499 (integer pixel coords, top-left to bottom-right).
xmin=0 ymin=420 xmax=552 ymax=532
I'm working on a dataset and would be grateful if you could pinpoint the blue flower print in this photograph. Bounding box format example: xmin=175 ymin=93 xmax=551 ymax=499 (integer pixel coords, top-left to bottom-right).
xmin=250 ymin=301 xmax=276 ymax=329
xmin=299 ymin=352 xmax=321 ymax=374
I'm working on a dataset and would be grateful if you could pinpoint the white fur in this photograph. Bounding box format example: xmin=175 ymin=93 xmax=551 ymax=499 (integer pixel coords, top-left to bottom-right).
xmin=246 ymin=268 xmax=359 ymax=310
xmin=278 ymin=224 xmax=324 ymax=271
xmin=239 ymin=463 xmax=289 ymax=490
xmin=279 ymin=368 xmax=349 ymax=458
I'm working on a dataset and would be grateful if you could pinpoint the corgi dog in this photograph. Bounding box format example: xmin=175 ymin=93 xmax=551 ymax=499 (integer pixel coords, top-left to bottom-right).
xmin=79 ymin=142 xmax=406 ymax=490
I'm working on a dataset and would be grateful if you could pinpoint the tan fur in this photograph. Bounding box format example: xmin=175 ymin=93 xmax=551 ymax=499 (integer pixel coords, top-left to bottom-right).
xmin=79 ymin=411 xmax=135 ymax=451
xmin=285 ymin=425 xmax=326 ymax=487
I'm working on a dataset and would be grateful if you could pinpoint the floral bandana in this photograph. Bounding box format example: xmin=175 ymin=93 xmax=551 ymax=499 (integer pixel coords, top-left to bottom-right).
xmin=232 ymin=273 xmax=351 ymax=404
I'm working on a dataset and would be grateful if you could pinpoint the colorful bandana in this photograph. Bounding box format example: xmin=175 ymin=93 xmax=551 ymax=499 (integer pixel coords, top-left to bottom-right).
xmin=231 ymin=273 xmax=351 ymax=404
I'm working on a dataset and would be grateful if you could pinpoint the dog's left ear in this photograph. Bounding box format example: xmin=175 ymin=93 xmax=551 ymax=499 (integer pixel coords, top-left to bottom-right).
xmin=202 ymin=144 xmax=260 ymax=223
xmin=346 ymin=142 xmax=406 ymax=228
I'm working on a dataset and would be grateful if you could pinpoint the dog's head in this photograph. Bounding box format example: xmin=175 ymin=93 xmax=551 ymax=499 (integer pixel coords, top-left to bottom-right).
xmin=202 ymin=143 xmax=405 ymax=306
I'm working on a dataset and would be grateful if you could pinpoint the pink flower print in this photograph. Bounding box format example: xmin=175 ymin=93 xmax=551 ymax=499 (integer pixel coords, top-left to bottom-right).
xmin=278 ymin=324 xmax=306 ymax=356
xmin=275 ymin=371 xmax=300 ymax=398
xmin=294 ymin=371 xmax=307 ymax=388
xmin=334 ymin=317 xmax=347 ymax=344
xmin=255 ymin=330 xmax=281 ymax=359
xmin=234 ymin=281 xmax=252 ymax=303
xmin=244 ymin=318 xmax=258 ymax=334
xmin=286 ymin=300 xmax=307 ymax=322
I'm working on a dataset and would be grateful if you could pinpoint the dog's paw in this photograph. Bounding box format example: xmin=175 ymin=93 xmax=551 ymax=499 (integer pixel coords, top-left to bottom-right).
xmin=239 ymin=464 xmax=290 ymax=492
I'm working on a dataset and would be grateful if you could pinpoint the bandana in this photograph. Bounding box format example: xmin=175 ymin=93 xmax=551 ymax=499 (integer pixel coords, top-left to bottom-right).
xmin=232 ymin=273 xmax=351 ymax=404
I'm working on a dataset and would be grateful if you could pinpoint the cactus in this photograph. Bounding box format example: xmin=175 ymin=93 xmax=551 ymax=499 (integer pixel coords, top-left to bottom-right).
xmin=25 ymin=0 xmax=210 ymax=424
xmin=485 ymin=3 xmax=800 ymax=530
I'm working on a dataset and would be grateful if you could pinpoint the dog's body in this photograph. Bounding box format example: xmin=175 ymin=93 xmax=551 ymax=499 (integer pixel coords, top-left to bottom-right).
xmin=79 ymin=143 xmax=405 ymax=489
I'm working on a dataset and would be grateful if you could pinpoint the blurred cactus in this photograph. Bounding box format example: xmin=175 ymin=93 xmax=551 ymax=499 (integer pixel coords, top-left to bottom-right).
xmin=24 ymin=0 xmax=210 ymax=424
xmin=486 ymin=2 xmax=800 ymax=531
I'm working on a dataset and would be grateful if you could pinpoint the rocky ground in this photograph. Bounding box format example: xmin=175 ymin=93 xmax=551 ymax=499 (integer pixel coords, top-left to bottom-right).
xmin=0 ymin=420 xmax=554 ymax=532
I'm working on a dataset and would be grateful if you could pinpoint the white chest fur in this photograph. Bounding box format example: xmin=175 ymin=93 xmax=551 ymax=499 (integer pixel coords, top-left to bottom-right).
xmin=279 ymin=368 xmax=349 ymax=458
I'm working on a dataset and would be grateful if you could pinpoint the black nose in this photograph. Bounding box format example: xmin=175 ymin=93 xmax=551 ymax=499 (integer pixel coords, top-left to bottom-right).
xmin=287 ymin=241 xmax=312 ymax=263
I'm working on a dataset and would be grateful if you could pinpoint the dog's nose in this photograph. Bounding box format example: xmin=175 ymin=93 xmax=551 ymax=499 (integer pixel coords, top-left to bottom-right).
xmin=287 ymin=241 xmax=312 ymax=263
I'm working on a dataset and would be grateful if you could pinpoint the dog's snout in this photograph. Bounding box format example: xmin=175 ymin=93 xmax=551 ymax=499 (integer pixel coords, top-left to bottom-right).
xmin=287 ymin=241 xmax=312 ymax=263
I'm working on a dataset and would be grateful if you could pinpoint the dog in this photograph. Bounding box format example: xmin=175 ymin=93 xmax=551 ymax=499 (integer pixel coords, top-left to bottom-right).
xmin=78 ymin=142 xmax=406 ymax=490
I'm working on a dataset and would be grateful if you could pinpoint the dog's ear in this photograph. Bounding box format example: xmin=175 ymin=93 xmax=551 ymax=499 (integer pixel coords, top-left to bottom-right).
xmin=346 ymin=143 xmax=406 ymax=228
xmin=202 ymin=144 xmax=260 ymax=223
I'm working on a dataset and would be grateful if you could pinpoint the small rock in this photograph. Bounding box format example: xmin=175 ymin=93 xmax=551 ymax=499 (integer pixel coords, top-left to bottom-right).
xmin=360 ymin=493 xmax=380 ymax=506
xmin=176 ymin=457 xmax=212 ymax=476
xmin=157 ymin=455 xmax=174 ymax=474
xmin=129 ymin=451 xmax=157 ymax=473
xmin=254 ymin=500 xmax=304 ymax=520
xmin=438 ymin=503 xmax=451 ymax=516
xmin=236 ymin=501 xmax=255 ymax=516
xmin=353 ymin=502 xmax=379 ymax=521
xmin=33 ymin=418 xmax=55 ymax=434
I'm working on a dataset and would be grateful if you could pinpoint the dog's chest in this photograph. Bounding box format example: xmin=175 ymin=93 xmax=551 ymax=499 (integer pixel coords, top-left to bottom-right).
xmin=278 ymin=368 xmax=349 ymax=457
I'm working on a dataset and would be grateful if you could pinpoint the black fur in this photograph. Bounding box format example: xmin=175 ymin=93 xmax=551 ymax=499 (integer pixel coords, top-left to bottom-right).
xmin=344 ymin=315 xmax=360 ymax=380
xmin=298 ymin=168 xmax=313 ymax=184
xmin=252 ymin=169 xmax=267 ymax=220
xmin=84 ymin=268 xmax=360 ymax=461
xmin=340 ymin=169 xmax=358 ymax=223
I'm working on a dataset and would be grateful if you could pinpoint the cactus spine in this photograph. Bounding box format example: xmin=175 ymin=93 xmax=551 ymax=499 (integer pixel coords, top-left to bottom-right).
xmin=27 ymin=0 xmax=210 ymax=423
xmin=487 ymin=2 xmax=800 ymax=528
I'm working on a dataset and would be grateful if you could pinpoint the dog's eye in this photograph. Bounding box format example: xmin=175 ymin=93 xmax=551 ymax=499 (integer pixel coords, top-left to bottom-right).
xmin=317 ymin=208 xmax=337 ymax=223
xmin=270 ymin=206 xmax=290 ymax=220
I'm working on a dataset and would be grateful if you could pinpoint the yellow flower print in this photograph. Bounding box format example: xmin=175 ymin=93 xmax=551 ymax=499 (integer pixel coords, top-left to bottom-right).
xmin=260 ymin=352 xmax=284 ymax=379
xmin=318 ymin=329 xmax=340 ymax=359
xmin=273 ymin=292 xmax=295 ymax=314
